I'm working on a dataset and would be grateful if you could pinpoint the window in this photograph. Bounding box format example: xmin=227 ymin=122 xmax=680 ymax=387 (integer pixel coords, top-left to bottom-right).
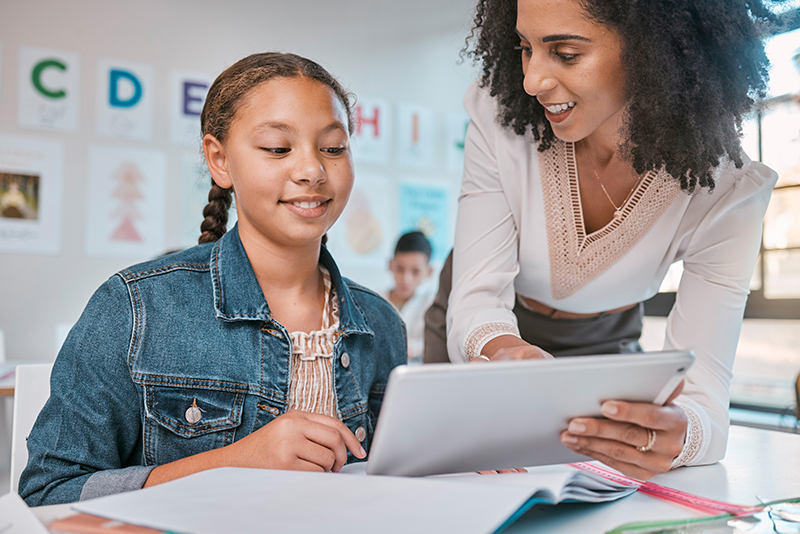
xmin=643 ymin=8 xmax=800 ymax=426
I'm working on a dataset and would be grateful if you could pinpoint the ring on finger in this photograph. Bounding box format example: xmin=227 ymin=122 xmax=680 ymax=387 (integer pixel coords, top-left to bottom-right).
xmin=636 ymin=428 xmax=657 ymax=453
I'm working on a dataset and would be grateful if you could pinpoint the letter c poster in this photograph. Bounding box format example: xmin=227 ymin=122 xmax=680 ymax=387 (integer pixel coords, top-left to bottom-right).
xmin=96 ymin=58 xmax=154 ymax=140
xmin=17 ymin=46 xmax=81 ymax=131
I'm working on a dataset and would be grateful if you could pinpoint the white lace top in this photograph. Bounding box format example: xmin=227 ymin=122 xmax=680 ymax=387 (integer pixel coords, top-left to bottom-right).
xmin=287 ymin=266 xmax=339 ymax=417
xmin=448 ymin=81 xmax=778 ymax=468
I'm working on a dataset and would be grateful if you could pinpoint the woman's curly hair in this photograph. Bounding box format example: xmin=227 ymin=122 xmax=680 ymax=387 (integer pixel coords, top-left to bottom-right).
xmin=465 ymin=0 xmax=777 ymax=191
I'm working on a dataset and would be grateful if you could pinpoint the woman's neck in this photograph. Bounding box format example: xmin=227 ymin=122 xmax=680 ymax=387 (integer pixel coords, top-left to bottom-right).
xmin=238 ymin=228 xmax=325 ymax=333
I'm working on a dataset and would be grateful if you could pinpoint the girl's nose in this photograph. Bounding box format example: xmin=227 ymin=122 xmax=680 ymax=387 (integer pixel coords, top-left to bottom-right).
xmin=293 ymin=149 xmax=326 ymax=185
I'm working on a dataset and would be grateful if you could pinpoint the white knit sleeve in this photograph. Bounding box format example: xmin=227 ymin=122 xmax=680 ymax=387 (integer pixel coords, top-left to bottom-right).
xmin=665 ymin=158 xmax=777 ymax=466
xmin=446 ymin=82 xmax=522 ymax=363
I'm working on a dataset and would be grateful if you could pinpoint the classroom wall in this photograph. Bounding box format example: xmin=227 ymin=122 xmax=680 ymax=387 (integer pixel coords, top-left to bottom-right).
xmin=0 ymin=0 xmax=479 ymax=362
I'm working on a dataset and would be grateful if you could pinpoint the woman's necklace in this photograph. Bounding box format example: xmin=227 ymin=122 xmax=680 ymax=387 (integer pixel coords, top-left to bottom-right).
xmin=582 ymin=141 xmax=642 ymax=221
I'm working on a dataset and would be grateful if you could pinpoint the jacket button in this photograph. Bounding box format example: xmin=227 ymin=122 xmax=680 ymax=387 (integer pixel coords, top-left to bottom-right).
xmin=355 ymin=427 xmax=366 ymax=442
xmin=185 ymin=404 xmax=202 ymax=424
xmin=340 ymin=352 xmax=350 ymax=368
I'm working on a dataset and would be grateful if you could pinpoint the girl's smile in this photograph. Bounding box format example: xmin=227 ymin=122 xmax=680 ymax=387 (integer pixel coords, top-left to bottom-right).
xmin=281 ymin=195 xmax=332 ymax=218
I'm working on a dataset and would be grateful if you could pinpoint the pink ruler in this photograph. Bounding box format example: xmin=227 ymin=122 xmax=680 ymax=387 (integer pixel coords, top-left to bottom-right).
xmin=569 ymin=462 xmax=760 ymax=516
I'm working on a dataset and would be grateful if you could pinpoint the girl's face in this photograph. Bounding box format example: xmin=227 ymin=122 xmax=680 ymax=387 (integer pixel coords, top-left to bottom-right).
xmin=516 ymin=0 xmax=628 ymax=145
xmin=205 ymin=77 xmax=354 ymax=250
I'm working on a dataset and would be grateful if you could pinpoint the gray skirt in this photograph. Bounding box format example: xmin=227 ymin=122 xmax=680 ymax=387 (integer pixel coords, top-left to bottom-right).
xmin=423 ymin=251 xmax=643 ymax=363
xmin=512 ymin=298 xmax=644 ymax=356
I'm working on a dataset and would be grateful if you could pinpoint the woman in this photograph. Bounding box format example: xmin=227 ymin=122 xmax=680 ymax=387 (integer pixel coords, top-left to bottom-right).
xmin=445 ymin=0 xmax=779 ymax=479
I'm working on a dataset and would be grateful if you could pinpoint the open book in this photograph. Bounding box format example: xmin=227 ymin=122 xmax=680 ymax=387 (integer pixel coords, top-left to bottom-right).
xmin=71 ymin=464 xmax=635 ymax=534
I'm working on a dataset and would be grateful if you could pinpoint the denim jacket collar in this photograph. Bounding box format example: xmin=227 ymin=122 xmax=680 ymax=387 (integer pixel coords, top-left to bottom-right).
xmin=211 ymin=226 xmax=372 ymax=337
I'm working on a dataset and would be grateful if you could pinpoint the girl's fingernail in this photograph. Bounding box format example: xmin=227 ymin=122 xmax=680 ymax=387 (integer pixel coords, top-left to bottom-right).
xmin=602 ymin=402 xmax=618 ymax=416
xmin=568 ymin=421 xmax=586 ymax=433
xmin=561 ymin=434 xmax=578 ymax=444
xmin=360 ymin=446 xmax=366 ymax=457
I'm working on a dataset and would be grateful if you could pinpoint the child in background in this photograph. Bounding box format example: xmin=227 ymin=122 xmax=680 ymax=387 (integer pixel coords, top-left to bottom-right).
xmin=382 ymin=231 xmax=434 ymax=364
xmin=20 ymin=52 xmax=407 ymax=505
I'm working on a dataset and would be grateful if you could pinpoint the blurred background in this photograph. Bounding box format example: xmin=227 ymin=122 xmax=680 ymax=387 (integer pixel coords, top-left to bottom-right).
xmin=0 ymin=0 xmax=798 ymax=492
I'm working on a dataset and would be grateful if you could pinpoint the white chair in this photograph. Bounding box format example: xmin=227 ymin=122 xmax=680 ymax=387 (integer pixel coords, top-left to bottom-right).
xmin=10 ymin=363 xmax=53 ymax=494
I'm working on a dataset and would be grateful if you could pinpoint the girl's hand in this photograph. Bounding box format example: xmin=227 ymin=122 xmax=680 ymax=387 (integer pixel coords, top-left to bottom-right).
xmin=559 ymin=383 xmax=687 ymax=480
xmin=222 ymin=410 xmax=366 ymax=473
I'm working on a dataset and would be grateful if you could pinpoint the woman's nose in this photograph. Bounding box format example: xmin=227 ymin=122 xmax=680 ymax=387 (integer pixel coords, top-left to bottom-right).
xmin=522 ymin=56 xmax=557 ymax=96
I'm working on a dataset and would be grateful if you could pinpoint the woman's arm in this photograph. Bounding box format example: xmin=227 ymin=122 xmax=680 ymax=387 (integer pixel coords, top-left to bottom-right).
xmin=663 ymin=159 xmax=777 ymax=466
xmin=559 ymin=158 xmax=778 ymax=477
xmin=447 ymin=82 xmax=529 ymax=362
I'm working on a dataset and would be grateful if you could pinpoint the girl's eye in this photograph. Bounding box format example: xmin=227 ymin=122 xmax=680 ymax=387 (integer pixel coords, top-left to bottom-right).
xmin=261 ymin=147 xmax=290 ymax=154
xmin=321 ymin=147 xmax=345 ymax=155
xmin=514 ymin=45 xmax=532 ymax=55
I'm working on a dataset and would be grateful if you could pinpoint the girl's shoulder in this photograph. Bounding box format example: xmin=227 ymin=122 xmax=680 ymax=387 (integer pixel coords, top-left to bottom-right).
xmin=343 ymin=278 xmax=403 ymax=323
xmin=115 ymin=243 xmax=215 ymax=282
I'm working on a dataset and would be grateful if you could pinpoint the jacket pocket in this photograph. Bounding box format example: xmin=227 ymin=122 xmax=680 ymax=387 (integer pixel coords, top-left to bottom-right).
xmin=144 ymin=385 xmax=244 ymax=465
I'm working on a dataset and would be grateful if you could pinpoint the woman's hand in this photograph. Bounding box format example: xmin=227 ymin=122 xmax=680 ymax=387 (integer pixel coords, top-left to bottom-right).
xmin=472 ymin=334 xmax=553 ymax=362
xmin=559 ymin=382 xmax=687 ymax=480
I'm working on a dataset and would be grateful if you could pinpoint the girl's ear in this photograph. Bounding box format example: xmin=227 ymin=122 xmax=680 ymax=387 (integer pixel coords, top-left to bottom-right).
xmin=203 ymin=134 xmax=233 ymax=189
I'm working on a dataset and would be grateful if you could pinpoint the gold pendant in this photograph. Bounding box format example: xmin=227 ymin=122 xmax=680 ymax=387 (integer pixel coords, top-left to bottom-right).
xmin=613 ymin=210 xmax=623 ymax=221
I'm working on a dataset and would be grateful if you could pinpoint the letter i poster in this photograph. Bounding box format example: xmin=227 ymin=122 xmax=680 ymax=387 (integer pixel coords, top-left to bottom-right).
xmin=85 ymin=145 xmax=166 ymax=258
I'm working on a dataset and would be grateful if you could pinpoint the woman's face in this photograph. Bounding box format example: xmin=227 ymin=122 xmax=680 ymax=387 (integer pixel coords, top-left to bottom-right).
xmin=516 ymin=0 xmax=628 ymax=145
xmin=204 ymin=77 xmax=354 ymax=251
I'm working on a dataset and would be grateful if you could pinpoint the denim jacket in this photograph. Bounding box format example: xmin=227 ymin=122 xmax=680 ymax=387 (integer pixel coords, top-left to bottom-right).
xmin=20 ymin=226 xmax=407 ymax=506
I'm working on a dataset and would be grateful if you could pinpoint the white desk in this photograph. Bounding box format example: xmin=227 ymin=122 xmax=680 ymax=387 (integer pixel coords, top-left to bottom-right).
xmin=506 ymin=425 xmax=800 ymax=533
xmin=30 ymin=425 xmax=800 ymax=533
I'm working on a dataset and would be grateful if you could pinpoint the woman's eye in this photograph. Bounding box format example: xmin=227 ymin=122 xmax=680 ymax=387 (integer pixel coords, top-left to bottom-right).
xmin=514 ymin=45 xmax=532 ymax=55
xmin=553 ymin=51 xmax=579 ymax=62
xmin=322 ymin=147 xmax=345 ymax=155
xmin=261 ymin=147 xmax=290 ymax=154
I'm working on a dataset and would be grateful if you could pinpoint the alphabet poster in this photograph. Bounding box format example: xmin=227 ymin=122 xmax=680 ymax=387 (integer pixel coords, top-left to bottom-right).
xmin=0 ymin=134 xmax=64 ymax=254
xmin=85 ymin=145 xmax=166 ymax=258
xmin=445 ymin=111 xmax=470 ymax=173
xmin=96 ymin=58 xmax=154 ymax=140
xmin=395 ymin=103 xmax=435 ymax=169
xmin=398 ymin=178 xmax=451 ymax=262
xmin=326 ymin=174 xmax=395 ymax=266
xmin=0 ymin=44 xmax=3 ymax=119
xmin=170 ymin=70 xmax=213 ymax=147
xmin=17 ymin=46 xmax=80 ymax=131
xmin=351 ymin=97 xmax=390 ymax=164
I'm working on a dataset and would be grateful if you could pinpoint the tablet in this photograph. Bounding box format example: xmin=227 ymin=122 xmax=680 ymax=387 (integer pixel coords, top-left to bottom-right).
xmin=366 ymin=350 xmax=694 ymax=476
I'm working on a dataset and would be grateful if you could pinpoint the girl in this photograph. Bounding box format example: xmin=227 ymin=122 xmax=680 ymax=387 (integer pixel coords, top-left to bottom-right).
xmin=442 ymin=0 xmax=779 ymax=480
xmin=20 ymin=52 xmax=407 ymax=505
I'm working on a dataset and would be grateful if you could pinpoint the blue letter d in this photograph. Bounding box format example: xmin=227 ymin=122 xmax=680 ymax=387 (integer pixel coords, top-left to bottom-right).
xmin=109 ymin=69 xmax=142 ymax=108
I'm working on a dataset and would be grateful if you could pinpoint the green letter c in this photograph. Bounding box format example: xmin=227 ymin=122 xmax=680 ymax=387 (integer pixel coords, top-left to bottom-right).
xmin=32 ymin=59 xmax=68 ymax=99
